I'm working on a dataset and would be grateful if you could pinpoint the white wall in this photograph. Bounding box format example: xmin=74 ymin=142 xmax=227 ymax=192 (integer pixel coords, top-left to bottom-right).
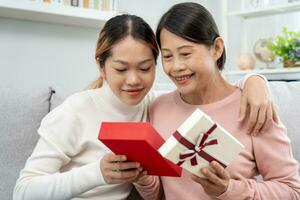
xmin=0 ymin=18 xmax=99 ymax=91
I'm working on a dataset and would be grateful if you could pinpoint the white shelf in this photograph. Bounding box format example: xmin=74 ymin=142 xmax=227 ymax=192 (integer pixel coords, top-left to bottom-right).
xmin=226 ymin=67 xmax=300 ymax=75
xmin=225 ymin=67 xmax=300 ymax=81
xmin=0 ymin=1 xmax=116 ymax=28
xmin=228 ymin=2 xmax=300 ymax=18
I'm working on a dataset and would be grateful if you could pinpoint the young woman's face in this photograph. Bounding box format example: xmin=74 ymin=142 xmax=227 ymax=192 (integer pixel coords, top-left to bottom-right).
xmin=101 ymin=36 xmax=155 ymax=106
xmin=160 ymin=28 xmax=221 ymax=97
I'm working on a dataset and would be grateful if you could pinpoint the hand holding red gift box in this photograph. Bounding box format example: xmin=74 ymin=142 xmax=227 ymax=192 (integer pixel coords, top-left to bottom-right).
xmin=159 ymin=109 xmax=244 ymax=177
xmin=99 ymin=122 xmax=182 ymax=177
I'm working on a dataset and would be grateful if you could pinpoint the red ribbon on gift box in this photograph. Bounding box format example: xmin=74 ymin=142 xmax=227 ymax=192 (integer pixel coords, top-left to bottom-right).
xmin=173 ymin=123 xmax=226 ymax=168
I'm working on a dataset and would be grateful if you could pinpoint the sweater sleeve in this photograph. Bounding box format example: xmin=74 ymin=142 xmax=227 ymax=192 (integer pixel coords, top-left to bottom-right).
xmin=13 ymin=102 xmax=106 ymax=200
xmin=235 ymin=73 xmax=268 ymax=90
xmin=218 ymin=122 xmax=300 ymax=200
xmin=134 ymin=175 xmax=163 ymax=200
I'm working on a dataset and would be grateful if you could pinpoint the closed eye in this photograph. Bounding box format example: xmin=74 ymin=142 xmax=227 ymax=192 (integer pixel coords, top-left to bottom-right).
xmin=163 ymin=55 xmax=172 ymax=59
xmin=139 ymin=67 xmax=151 ymax=72
xmin=181 ymin=53 xmax=191 ymax=57
xmin=114 ymin=68 xmax=127 ymax=72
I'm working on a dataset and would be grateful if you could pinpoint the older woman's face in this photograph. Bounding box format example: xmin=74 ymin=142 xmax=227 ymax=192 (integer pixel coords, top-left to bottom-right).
xmin=101 ymin=36 xmax=156 ymax=106
xmin=160 ymin=28 xmax=220 ymax=98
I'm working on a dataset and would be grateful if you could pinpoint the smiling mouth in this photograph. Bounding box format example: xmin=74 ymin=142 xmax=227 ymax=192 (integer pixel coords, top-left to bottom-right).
xmin=173 ymin=74 xmax=194 ymax=84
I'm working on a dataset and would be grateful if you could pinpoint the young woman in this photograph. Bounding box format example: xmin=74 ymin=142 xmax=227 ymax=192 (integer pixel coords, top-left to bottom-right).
xmin=14 ymin=14 xmax=275 ymax=200
xmin=145 ymin=3 xmax=300 ymax=200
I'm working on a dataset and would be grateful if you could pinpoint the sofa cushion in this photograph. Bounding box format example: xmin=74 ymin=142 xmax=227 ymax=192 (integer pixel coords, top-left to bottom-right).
xmin=0 ymin=86 xmax=51 ymax=199
xmin=269 ymin=81 xmax=300 ymax=168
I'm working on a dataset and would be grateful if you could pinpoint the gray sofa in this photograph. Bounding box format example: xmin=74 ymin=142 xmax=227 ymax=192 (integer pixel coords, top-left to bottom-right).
xmin=1 ymin=82 xmax=300 ymax=200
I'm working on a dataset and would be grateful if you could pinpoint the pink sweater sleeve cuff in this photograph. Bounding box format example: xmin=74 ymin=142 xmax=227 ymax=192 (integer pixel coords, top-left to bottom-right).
xmin=134 ymin=175 xmax=162 ymax=200
xmin=217 ymin=179 xmax=239 ymax=200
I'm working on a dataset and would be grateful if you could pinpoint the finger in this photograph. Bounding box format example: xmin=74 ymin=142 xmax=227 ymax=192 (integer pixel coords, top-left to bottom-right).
xmin=238 ymin=96 xmax=248 ymax=122
xmin=272 ymin=103 xmax=280 ymax=123
xmin=260 ymin=103 xmax=273 ymax=133
xmin=200 ymin=167 xmax=223 ymax=186
xmin=111 ymin=161 xmax=140 ymax=171
xmin=104 ymin=153 xmax=127 ymax=163
xmin=191 ymin=174 xmax=211 ymax=187
xmin=210 ymin=161 xmax=230 ymax=180
xmin=110 ymin=169 xmax=140 ymax=180
xmin=134 ymin=170 xmax=148 ymax=182
xmin=252 ymin=103 xmax=267 ymax=136
xmin=247 ymin=105 xmax=259 ymax=134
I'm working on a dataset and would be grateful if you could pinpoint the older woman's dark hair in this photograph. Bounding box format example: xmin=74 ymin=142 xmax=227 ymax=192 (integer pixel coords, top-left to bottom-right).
xmin=156 ymin=2 xmax=226 ymax=70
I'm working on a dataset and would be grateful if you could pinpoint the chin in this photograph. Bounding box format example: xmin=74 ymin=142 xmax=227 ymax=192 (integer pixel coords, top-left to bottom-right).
xmin=177 ymin=85 xmax=196 ymax=97
xmin=126 ymin=100 xmax=140 ymax=106
xmin=124 ymin=96 xmax=144 ymax=106
xmin=176 ymin=84 xmax=190 ymax=93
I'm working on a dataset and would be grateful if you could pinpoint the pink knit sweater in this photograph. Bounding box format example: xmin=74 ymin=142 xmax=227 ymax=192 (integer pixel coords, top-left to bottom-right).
xmin=144 ymin=88 xmax=300 ymax=200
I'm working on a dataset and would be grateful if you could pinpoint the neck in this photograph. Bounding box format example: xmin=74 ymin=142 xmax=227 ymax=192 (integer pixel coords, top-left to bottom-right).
xmin=180 ymin=72 xmax=235 ymax=105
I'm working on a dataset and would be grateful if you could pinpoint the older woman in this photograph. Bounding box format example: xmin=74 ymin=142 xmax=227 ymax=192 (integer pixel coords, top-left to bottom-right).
xmin=143 ymin=2 xmax=300 ymax=200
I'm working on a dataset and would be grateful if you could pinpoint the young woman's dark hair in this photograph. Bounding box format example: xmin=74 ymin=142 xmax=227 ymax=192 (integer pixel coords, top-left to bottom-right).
xmin=91 ymin=14 xmax=159 ymax=89
xmin=156 ymin=2 xmax=226 ymax=70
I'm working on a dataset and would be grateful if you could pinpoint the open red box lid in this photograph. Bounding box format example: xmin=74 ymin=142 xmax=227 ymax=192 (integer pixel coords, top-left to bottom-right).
xmin=98 ymin=122 xmax=182 ymax=177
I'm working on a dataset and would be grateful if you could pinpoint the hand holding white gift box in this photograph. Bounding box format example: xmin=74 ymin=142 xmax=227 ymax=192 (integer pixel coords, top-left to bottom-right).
xmin=159 ymin=108 xmax=245 ymax=177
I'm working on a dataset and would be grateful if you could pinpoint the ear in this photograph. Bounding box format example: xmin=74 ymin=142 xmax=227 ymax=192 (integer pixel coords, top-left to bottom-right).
xmin=96 ymin=57 xmax=106 ymax=80
xmin=213 ymin=37 xmax=224 ymax=61
xmin=100 ymin=66 xmax=106 ymax=80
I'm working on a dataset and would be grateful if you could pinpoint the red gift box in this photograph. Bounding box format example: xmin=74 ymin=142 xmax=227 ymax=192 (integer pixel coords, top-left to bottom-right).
xmin=98 ymin=122 xmax=182 ymax=177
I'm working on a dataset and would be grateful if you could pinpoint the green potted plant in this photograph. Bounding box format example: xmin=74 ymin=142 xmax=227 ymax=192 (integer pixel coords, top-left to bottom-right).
xmin=267 ymin=27 xmax=300 ymax=68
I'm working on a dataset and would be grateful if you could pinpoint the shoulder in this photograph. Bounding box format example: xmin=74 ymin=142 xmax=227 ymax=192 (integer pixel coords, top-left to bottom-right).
xmin=61 ymin=89 xmax=97 ymax=114
xmin=42 ymin=89 xmax=97 ymax=125
xmin=149 ymin=91 xmax=176 ymax=113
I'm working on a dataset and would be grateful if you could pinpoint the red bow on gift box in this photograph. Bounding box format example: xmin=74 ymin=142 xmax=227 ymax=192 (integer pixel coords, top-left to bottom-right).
xmin=173 ymin=123 xmax=226 ymax=168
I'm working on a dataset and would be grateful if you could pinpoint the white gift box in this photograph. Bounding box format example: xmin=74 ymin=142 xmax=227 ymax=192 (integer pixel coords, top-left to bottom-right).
xmin=159 ymin=108 xmax=244 ymax=177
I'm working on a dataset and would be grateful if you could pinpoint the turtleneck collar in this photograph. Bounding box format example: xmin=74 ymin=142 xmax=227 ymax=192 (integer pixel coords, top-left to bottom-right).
xmin=90 ymin=81 xmax=147 ymax=121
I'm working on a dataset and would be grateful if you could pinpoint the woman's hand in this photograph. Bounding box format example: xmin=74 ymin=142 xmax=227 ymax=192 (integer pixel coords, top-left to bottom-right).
xmin=100 ymin=153 xmax=144 ymax=184
xmin=191 ymin=161 xmax=230 ymax=197
xmin=239 ymin=75 xmax=279 ymax=135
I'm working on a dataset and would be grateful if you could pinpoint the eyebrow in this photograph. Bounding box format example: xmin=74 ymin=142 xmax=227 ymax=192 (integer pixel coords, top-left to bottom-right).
xmin=112 ymin=59 xmax=153 ymax=65
xmin=178 ymin=45 xmax=193 ymax=50
xmin=161 ymin=45 xmax=193 ymax=52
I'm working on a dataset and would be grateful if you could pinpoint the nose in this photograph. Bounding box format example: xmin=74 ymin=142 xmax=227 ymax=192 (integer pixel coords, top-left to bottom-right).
xmin=126 ymin=71 xmax=141 ymax=86
xmin=172 ymin=58 xmax=187 ymax=72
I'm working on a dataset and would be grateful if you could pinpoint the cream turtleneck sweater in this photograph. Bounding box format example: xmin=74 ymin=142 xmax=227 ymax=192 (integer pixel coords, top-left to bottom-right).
xmin=13 ymin=82 xmax=155 ymax=200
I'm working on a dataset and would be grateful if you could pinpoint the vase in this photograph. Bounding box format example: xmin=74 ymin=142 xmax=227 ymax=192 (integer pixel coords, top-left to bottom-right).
xmin=283 ymin=60 xmax=300 ymax=68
